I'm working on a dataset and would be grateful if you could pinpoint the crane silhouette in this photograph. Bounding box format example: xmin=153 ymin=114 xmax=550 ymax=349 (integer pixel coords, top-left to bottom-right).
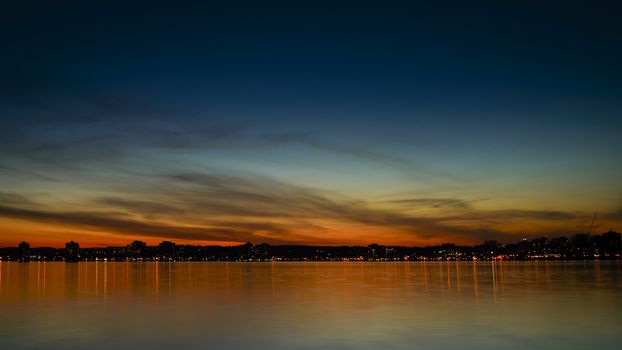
xmin=587 ymin=212 xmax=598 ymax=235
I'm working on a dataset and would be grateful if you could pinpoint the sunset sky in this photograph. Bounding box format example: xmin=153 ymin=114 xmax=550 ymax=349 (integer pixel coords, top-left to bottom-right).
xmin=1 ymin=1 xmax=621 ymax=247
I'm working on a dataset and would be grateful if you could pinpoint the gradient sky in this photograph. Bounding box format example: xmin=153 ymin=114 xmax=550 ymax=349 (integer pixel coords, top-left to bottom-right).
xmin=1 ymin=1 xmax=621 ymax=247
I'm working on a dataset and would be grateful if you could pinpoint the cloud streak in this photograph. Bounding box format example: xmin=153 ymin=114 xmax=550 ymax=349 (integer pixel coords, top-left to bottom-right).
xmin=1 ymin=168 xmax=602 ymax=246
xmin=388 ymin=197 xmax=491 ymax=210
xmin=0 ymin=204 xmax=293 ymax=244
xmin=0 ymin=88 xmax=452 ymax=181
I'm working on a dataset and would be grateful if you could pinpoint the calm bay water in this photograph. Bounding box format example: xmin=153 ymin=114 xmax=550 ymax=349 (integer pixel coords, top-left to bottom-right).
xmin=0 ymin=261 xmax=621 ymax=349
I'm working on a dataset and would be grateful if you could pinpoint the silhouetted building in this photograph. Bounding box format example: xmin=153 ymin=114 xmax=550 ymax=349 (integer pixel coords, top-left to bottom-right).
xmin=571 ymin=234 xmax=593 ymax=258
xmin=65 ymin=241 xmax=80 ymax=262
xmin=597 ymin=231 xmax=622 ymax=258
xmin=549 ymin=236 xmax=571 ymax=257
xmin=238 ymin=242 xmax=254 ymax=260
xmin=474 ymin=240 xmax=503 ymax=259
xmin=368 ymin=243 xmax=385 ymax=260
xmin=18 ymin=241 xmax=30 ymax=262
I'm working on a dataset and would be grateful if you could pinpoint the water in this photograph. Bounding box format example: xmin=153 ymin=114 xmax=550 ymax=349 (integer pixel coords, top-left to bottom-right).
xmin=0 ymin=261 xmax=621 ymax=349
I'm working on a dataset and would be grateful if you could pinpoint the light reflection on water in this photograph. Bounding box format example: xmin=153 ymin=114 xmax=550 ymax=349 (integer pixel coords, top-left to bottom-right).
xmin=1 ymin=261 xmax=621 ymax=349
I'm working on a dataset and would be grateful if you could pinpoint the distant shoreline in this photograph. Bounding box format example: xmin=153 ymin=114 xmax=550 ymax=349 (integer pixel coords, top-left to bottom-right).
xmin=2 ymin=231 xmax=620 ymax=262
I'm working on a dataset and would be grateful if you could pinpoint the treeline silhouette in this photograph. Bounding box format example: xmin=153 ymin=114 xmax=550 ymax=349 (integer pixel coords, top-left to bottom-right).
xmin=1 ymin=231 xmax=620 ymax=262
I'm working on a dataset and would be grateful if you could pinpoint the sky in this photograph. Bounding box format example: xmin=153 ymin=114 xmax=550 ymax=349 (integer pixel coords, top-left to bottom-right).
xmin=1 ymin=1 xmax=621 ymax=247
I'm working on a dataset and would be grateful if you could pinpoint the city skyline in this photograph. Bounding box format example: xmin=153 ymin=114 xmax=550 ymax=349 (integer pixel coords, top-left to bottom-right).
xmin=3 ymin=229 xmax=620 ymax=262
xmin=1 ymin=1 xmax=621 ymax=248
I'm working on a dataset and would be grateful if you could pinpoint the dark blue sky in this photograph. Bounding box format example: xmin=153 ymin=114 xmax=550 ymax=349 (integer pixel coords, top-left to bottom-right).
xmin=1 ymin=1 xmax=621 ymax=246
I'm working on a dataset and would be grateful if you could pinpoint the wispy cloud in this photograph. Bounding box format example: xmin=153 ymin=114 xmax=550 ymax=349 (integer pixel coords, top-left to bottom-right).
xmin=0 ymin=192 xmax=42 ymax=207
xmin=442 ymin=209 xmax=579 ymax=221
xmin=0 ymin=204 xmax=294 ymax=244
xmin=3 ymin=144 xmax=619 ymax=247
xmin=1 ymin=170 xmax=588 ymax=245
xmin=387 ymin=197 xmax=491 ymax=210
xmin=0 ymin=163 xmax=59 ymax=182
xmin=1 ymin=87 xmax=453 ymax=181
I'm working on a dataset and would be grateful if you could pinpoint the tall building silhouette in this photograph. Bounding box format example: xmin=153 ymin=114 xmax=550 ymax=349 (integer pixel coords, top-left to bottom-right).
xmin=65 ymin=241 xmax=80 ymax=262
xmin=18 ymin=241 xmax=30 ymax=262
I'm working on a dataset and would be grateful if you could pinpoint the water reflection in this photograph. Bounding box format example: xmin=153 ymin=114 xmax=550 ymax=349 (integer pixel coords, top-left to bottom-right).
xmin=0 ymin=261 xmax=621 ymax=349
